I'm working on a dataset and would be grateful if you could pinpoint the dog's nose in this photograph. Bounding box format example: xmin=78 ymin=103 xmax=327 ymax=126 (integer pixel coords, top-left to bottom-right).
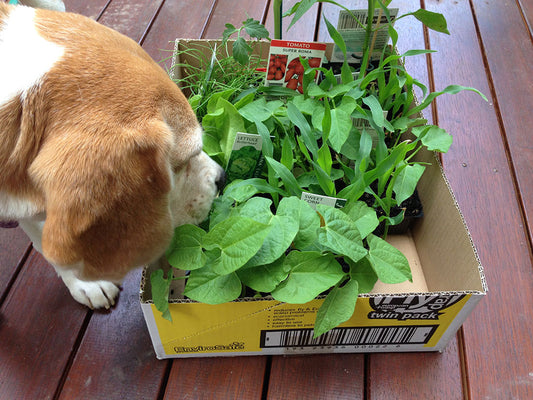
xmin=215 ymin=169 xmax=226 ymax=192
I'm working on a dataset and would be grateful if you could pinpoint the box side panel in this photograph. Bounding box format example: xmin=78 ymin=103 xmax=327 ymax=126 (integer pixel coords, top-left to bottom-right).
xmin=430 ymin=293 xmax=485 ymax=351
xmin=412 ymin=149 xmax=485 ymax=293
xmin=143 ymin=292 xmax=476 ymax=358
xmin=140 ymin=303 xmax=166 ymax=359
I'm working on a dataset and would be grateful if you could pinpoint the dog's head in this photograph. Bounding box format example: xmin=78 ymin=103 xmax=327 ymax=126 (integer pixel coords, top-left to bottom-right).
xmin=0 ymin=6 xmax=224 ymax=282
xmin=33 ymin=88 xmax=224 ymax=282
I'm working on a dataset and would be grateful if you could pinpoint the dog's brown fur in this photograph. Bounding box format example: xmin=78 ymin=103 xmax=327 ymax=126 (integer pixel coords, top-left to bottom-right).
xmin=0 ymin=4 xmax=217 ymax=284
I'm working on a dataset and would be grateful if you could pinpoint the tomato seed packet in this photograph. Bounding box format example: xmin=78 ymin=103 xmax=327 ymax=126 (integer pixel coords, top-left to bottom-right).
xmin=264 ymin=40 xmax=327 ymax=93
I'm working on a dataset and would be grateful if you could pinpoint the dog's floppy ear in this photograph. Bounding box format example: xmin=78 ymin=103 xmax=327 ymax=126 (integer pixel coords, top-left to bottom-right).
xmin=36 ymin=124 xmax=175 ymax=281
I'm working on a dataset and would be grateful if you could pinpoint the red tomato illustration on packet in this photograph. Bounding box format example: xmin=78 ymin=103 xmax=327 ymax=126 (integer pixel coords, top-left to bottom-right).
xmin=265 ymin=40 xmax=327 ymax=93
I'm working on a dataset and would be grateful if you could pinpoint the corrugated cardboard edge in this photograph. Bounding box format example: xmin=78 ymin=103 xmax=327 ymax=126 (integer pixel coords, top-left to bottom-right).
xmin=424 ymin=151 xmax=488 ymax=294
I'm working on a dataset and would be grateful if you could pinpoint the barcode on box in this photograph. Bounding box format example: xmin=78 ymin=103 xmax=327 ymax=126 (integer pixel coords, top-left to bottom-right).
xmin=260 ymin=325 xmax=437 ymax=348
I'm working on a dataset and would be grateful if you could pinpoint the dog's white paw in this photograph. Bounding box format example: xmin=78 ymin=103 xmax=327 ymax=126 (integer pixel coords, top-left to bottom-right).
xmin=56 ymin=268 xmax=120 ymax=309
xmin=66 ymin=279 xmax=120 ymax=309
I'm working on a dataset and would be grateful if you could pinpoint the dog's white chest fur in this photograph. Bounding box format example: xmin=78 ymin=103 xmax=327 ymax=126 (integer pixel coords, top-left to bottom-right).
xmin=0 ymin=6 xmax=64 ymax=107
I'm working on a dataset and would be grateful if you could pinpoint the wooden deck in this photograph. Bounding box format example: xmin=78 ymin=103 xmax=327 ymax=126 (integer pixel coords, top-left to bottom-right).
xmin=1 ymin=0 xmax=533 ymax=398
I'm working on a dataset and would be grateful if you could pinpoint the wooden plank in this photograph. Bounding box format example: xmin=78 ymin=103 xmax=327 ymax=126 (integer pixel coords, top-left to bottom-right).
xmin=0 ymin=229 xmax=30 ymax=300
xmin=370 ymin=341 xmax=464 ymax=400
xmin=163 ymin=356 xmax=268 ymax=399
xmin=97 ymin=0 xmax=164 ymax=42
xmin=57 ymin=271 xmax=168 ymax=400
xmin=201 ymin=0 xmax=269 ymax=39
xmin=140 ymin=0 xmax=215 ymax=68
xmin=424 ymin=1 xmax=533 ymax=399
xmin=267 ymin=354 xmax=364 ymax=399
xmin=0 ymin=251 xmax=89 ymax=400
xmin=469 ymin=0 xmax=533 ymax=245
xmin=517 ymin=0 xmax=533 ymax=41
xmin=63 ymin=0 xmax=110 ymax=19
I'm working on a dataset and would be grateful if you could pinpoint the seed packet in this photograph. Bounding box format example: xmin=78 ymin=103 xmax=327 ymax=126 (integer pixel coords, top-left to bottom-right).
xmin=265 ymin=40 xmax=327 ymax=93
xmin=226 ymin=132 xmax=264 ymax=183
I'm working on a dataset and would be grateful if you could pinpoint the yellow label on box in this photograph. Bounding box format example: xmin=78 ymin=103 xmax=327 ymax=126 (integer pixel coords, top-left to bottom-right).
xmin=151 ymin=294 xmax=472 ymax=356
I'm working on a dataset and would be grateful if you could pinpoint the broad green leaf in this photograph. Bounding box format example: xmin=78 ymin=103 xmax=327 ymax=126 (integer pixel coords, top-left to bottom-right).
xmin=206 ymin=89 xmax=236 ymax=114
xmin=291 ymin=95 xmax=321 ymax=116
xmin=202 ymin=109 xmax=224 ymax=157
xmin=204 ymin=97 xmax=245 ymax=165
xmin=238 ymin=257 xmax=291 ymax=293
xmin=380 ymin=209 xmax=405 ymax=227
xmin=348 ymin=257 xmax=378 ymax=293
xmin=204 ymin=216 xmax=272 ymax=275
xmin=367 ymin=234 xmax=412 ymax=284
xmin=393 ymin=164 xmax=426 ymax=205
xmin=314 ymin=279 xmax=358 ymax=338
xmin=232 ymin=36 xmax=253 ymax=65
xmin=317 ymin=205 xmax=367 ymax=263
xmin=239 ymin=197 xmax=273 ymax=223
xmin=150 ymin=269 xmax=172 ymax=321
xmin=344 ymin=201 xmax=379 ymax=239
xmin=272 ymin=251 xmax=344 ymax=303
xmin=226 ymin=178 xmax=288 ymax=198
xmin=242 ymin=197 xmax=300 ymax=267
xmin=209 ymin=195 xmax=237 ymax=229
xmin=233 ymin=91 xmax=256 ymax=109
xmin=242 ymin=17 xmax=270 ymax=39
xmin=165 ymin=225 xmax=207 ymax=271
xmin=222 ymin=23 xmax=238 ymax=42
xmin=291 ymin=197 xmax=321 ymax=250
xmin=184 ymin=268 xmax=242 ymax=304
xmin=224 ymin=182 xmax=259 ymax=203
xmin=328 ymin=107 xmax=353 ymax=152
xmin=410 ymin=9 xmax=450 ymax=35
xmin=412 ymin=125 xmax=453 ymax=153
xmin=239 ymin=97 xmax=276 ymax=122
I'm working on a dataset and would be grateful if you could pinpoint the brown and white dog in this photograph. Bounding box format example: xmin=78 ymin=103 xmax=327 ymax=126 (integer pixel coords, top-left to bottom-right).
xmin=0 ymin=3 xmax=224 ymax=308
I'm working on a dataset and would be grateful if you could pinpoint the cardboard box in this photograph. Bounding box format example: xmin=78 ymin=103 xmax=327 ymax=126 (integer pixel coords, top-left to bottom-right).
xmin=140 ymin=40 xmax=487 ymax=359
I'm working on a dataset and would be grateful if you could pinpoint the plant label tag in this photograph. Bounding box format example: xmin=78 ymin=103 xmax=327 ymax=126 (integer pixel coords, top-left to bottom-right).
xmin=301 ymin=192 xmax=347 ymax=210
xmin=265 ymin=40 xmax=327 ymax=93
xmin=226 ymin=132 xmax=264 ymax=183
xmin=332 ymin=8 xmax=399 ymax=63
xmin=352 ymin=110 xmax=388 ymax=145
